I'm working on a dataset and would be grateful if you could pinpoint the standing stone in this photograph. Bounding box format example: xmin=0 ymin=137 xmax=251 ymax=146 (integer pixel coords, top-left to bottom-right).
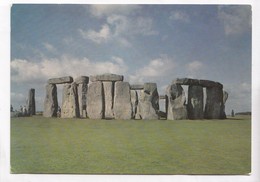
xmin=77 ymin=82 xmax=88 ymax=118
xmin=43 ymin=84 xmax=58 ymax=117
xmin=220 ymin=90 xmax=228 ymax=119
xmin=187 ymin=85 xmax=204 ymax=119
xmin=103 ymin=81 xmax=114 ymax=119
xmin=61 ymin=82 xmax=80 ymax=118
xmin=166 ymin=84 xmax=187 ymax=120
xmin=114 ymin=81 xmax=133 ymax=120
xmin=130 ymin=90 xmax=138 ymax=118
xmin=86 ymin=81 xmax=104 ymax=119
xmin=204 ymin=87 xmax=224 ymax=119
xmin=138 ymin=83 xmax=159 ymax=120
xmin=27 ymin=88 xmax=36 ymax=115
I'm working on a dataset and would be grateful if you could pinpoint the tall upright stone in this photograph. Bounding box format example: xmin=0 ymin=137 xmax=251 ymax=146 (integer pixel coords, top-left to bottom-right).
xmin=138 ymin=83 xmax=159 ymax=120
xmin=114 ymin=81 xmax=133 ymax=120
xmin=187 ymin=85 xmax=204 ymax=119
xmin=166 ymin=84 xmax=187 ymax=120
xmin=86 ymin=81 xmax=104 ymax=119
xmin=61 ymin=82 xmax=80 ymax=118
xmin=220 ymin=90 xmax=228 ymax=119
xmin=103 ymin=81 xmax=114 ymax=119
xmin=75 ymin=76 xmax=89 ymax=118
xmin=43 ymin=84 xmax=58 ymax=117
xmin=27 ymin=88 xmax=36 ymax=115
xmin=204 ymin=87 xmax=224 ymax=119
xmin=130 ymin=90 xmax=138 ymax=118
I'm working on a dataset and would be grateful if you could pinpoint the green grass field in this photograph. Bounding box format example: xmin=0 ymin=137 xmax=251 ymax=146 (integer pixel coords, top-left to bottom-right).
xmin=11 ymin=115 xmax=251 ymax=174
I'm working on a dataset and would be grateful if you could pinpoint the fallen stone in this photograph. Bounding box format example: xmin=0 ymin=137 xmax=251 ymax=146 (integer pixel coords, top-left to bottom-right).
xmin=130 ymin=84 xmax=144 ymax=90
xmin=103 ymin=81 xmax=114 ymax=119
xmin=113 ymin=81 xmax=133 ymax=120
xmin=61 ymin=82 xmax=80 ymax=118
xmin=187 ymin=85 xmax=204 ymax=119
xmin=77 ymin=82 xmax=88 ymax=118
xmin=86 ymin=81 xmax=104 ymax=119
xmin=204 ymin=87 xmax=223 ymax=119
xmin=74 ymin=76 xmax=89 ymax=84
xmin=48 ymin=76 xmax=73 ymax=84
xmin=138 ymin=83 xmax=159 ymax=120
xmin=166 ymin=84 xmax=187 ymax=120
xmin=43 ymin=84 xmax=58 ymax=117
xmin=27 ymin=88 xmax=36 ymax=115
xmin=90 ymin=73 xmax=123 ymax=82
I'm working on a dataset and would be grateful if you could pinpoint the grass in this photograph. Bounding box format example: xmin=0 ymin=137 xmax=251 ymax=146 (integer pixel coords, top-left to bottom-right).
xmin=11 ymin=115 xmax=251 ymax=174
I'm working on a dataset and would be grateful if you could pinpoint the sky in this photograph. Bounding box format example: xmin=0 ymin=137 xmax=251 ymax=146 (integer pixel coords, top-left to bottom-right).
xmin=10 ymin=4 xmax=252 ymax=114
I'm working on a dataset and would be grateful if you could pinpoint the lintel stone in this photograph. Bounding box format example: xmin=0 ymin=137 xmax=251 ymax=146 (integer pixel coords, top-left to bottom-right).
xmin=90 ymin=73 xmax=123 ymax=82
xmin=48 ymin=76 xmax=73 ymax=84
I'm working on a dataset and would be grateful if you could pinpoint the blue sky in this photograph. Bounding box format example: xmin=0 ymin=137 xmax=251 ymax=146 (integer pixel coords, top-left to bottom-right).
xmin=10 ymin=4 xmax=251 ymax=114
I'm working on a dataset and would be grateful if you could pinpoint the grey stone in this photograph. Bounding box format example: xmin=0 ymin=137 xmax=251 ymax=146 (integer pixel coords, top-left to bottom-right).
xmin=166 ymin=84 xmax=187 ymax=120
xmin=187 ymin=85 xmax=204 ymax=119
xmin=77 ymin=82 xmax=88 ymax=118
xmin=172 ymin=78 xmax=223 ymax=89
xmin=130 ymin=90 xmax=138 ymax=118
xmin=103 ymin=81 xmax=114 ymax=118
xmin=86 ymin=81 xmax=104 ymax=119
xmin=130 ymin=84 xmax=144 ymax=90
xmin=43 ymin=84 xmax=58 ymax=117
xmin=27 ymin=88 xmax=36 ymax=115
xmin=159 ymin=95 xmax=166 ymax=99
xmin=90 ymin=73 xmax=123 ymax=82
xmin=220 ymin=90 xmax=229 ymax=119
xmin=204 ymin=87 xmax=224 ymax=119
xmin=61 ymin=82 xmax=80 ymax=118
xmin=138 ymin=83 xmax=159 ymax=120
xmin=48 ymin=76 xmax=73 ymax=84
xmin=113 ymin=81 xmax=133 ymax=120
xmin=75 ymin=76 xmax=89 ymax=84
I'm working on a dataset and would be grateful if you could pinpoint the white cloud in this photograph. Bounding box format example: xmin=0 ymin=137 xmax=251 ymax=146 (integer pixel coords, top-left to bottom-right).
xmin=169 ymin=10 xmax=190 ymax=23
xmin=43 ymin=42 xmax=57 ymax=53
xmin=11 ymin=56 xmax=128 ymax=84
xmin=89 ymin=5 xmax=141 ymax=18
xmin=185 ymin=61 xmax=204 ymax=78
xmin=218 ymin=5 xmax=251 ymax=35
xmin=129 ymin=55 xmax=176 ymax=83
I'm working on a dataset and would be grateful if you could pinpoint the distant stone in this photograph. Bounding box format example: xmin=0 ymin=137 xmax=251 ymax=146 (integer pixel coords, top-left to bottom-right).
xmin=43 ymin=84 xmax=58 ymax=117
xmin=113 ymin=81 xmax=133 ymax=120
xmin=103 ymin=81 xmax=114 ymax=119
xmin=77 ymin=82 xmax=88 ymax=118
xmin=74 ymin=76 xmax=89 ymax=84
xmin=138 ymin=83 xmax=159 ymax=120
xmin=130 ymin=84 xmax=144 ymax=90
xmin=90 ymin=73 xmax=123 ymax=82
xmin=166 ymin=84 xmax=187 ymax=120
xmin=61 ymin=82 xmax=80 ymax=118
xmin=27 ymin=88 xmax=36 ymax=116
xmin=130 ymin=90 xmax=138 ymax=118
xmin=48 ymin=76 xmax=73 ymax=84
xmin=187 ymin=85 xmax=204 ymax=119
xmin=86 ymin=81 xmax=104 ymax=119
xmin=204 ymin=87 xmax=223 ymax=119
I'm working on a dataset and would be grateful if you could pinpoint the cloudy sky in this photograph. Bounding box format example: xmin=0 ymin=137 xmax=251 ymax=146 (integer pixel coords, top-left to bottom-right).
xmin=10 ymin=4 xmax=251 ymax=114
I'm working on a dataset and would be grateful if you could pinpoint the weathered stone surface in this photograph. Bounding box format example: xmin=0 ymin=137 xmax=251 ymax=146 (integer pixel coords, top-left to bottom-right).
xmin=77 ymin=82 xmax=88 ymax=117
xmin=204 ymin=87 xmax=224 ymax=119
xmin=61 ymin=82 xmax=80 ymax=118
xmin=103 ymin=81 xmax=114 ymax=119
xmin=159 ymin=95 xmax=166 ymax=99
xmin=166 ymin=84 xmax=187 ymax=120
xmin=90 ymin=73 xmax=123 ymax=82
xmin=27 ymin=88 xmax=35 ymax=115
xmin=86 ymin=81 xmax=104 ymax=119
xmin=138 ymin=83 xmax=159 ymax=120
xmin=43 ymin=84 xmax=58 ymax=117
xmin=130 ymin=84 xmax=144 ymax=90
xmin=75 ymin=76 xmax=89 ymax=84
xmin=48 ymin=76 xmax=73 ymax=84
xmin=172 ymin=78 xmax=223 ymax=89
xmin=187 ymin=85 xmax=204 ymax=119
xmin=220 ymin=90 xmax=228 ymax=119
xmin=114 ymin=81 xmax=133 ymax=120
xmin=130 ymin=90 xmax=138 ymax=118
